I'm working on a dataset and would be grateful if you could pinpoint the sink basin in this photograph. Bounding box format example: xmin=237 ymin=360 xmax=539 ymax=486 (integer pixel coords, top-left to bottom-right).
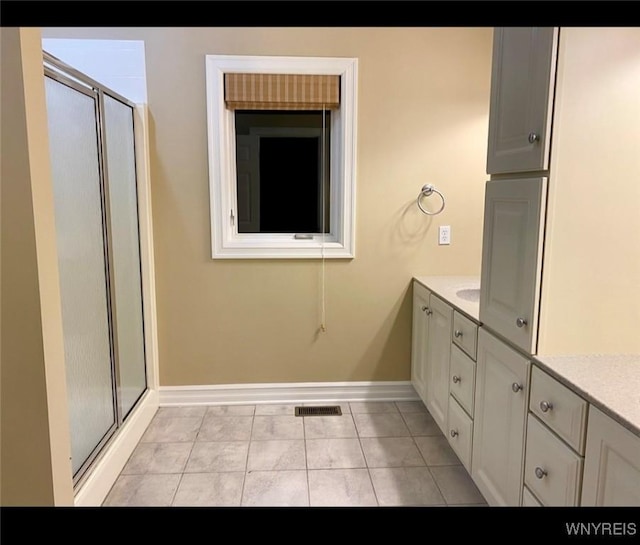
xmin=456 ymin=288 xmax=480 ymax=302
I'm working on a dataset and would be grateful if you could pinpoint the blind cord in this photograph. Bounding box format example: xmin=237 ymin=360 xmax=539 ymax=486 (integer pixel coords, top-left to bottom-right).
xmin=320 ymin=105 xmax=327 ymax=333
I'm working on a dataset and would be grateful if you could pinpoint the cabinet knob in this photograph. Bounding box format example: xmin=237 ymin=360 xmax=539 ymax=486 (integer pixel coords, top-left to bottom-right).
xmin=421 ymin=306 xmax=427 ymax=312
xmin=425 ymin=308 xmax=432 ymax=316
xmin=452 ymin=375 xmax=461 ymax=384
xmin=450 ymin=429 xmax=459 ymax=438
xmin=535 ymin=467 xmax=547 ymax=479
xmin=454 ymin=329 xmax=463 ymax=338
xmin=539 ymin=400 xmax=553 ymax=413
xmin=528 ymin=132 xmax=539 ymax=144
xmin=516 ymin=317 xmax=528 ymax=328
xmin=512 ymin=382 xmax=523 ymax=393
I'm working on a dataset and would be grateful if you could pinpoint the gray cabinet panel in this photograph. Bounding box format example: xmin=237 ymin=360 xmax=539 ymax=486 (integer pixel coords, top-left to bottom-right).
xmin=472 ymin=328 xmax=530 ymax=506
xmin=582 ymin=406 xmax=640 ymax=506
xmin=487 ymin=27 xmax=557 ymax=174
xmin=479 ymin=177 xmax=547 ymax=354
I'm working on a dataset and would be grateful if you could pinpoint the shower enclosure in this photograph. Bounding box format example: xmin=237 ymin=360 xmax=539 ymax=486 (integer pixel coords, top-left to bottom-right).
xmin=44 ymin=52 xmax=147 ymax=485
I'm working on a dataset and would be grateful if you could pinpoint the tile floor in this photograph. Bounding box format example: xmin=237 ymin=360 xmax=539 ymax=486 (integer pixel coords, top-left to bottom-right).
xmin=103 ymin=400 xmax=487 ymax=507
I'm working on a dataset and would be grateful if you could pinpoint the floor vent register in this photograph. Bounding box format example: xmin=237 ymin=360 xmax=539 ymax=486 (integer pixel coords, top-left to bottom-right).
xmin=294 ymin=406 xmax=342 ymax=417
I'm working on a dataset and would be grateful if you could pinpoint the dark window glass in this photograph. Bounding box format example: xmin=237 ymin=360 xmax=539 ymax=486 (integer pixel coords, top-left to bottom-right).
xmin=235 ymin=110 xmax=330 ymax=234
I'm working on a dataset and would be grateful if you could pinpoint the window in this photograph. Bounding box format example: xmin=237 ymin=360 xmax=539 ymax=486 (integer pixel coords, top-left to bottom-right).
xmin=205 ymin=55 xmax=358 ymax=259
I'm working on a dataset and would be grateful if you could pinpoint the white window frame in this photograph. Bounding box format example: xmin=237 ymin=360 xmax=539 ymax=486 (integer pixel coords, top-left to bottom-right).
xmin=205 ymin=55 xmax=357 ymax=259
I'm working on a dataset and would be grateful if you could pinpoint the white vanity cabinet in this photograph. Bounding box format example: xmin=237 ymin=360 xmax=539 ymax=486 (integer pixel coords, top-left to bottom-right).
xmin=410 ymin=281 xmax=452 ymax=434
xmin=411 ymin=280 xmax=640 ymax=509
xmin=581 ymin=407 xmax=640 ymax=507
xmin=486 ymin=27 xmax=558 ymax=175
xmin=472 ymin=327 xmax=529 ymax=506
xmin=424 ymin=294 xmax=453 ymax=435
xmin=411 ymin=282 xmax=431 ymax=403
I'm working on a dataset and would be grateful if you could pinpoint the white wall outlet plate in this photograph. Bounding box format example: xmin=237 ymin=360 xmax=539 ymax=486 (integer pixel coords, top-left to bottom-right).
xmin=439 ymin=225 xmax=451 ymax=245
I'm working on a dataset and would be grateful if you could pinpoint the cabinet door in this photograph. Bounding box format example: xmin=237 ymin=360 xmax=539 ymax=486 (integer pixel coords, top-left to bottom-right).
xmin=424 ymin=295 xmax=453 ymax=434
xmin=479 ymin=177 xmax=547 ymax=354
xmin=581 ymin=406 xmax=640 ymax=506
xmin=487 ymin=27 xmax=558 ymax=174
xmin=411 ymin=282 xmax=431 ymax=404
xmin=472 ymin=328 xmax=530 ymax=506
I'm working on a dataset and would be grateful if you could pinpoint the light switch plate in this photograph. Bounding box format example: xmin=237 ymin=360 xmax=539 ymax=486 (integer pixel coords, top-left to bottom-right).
xmin=439 ymin=225 xmax=451 ymax=245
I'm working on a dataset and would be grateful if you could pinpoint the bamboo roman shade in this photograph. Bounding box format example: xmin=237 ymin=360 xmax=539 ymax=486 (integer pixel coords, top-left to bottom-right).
xmin=224 ymin=73 xmax=340 ymax=110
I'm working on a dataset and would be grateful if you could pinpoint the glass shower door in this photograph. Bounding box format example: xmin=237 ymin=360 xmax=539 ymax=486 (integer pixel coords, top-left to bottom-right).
xmin=45 ymin=52 xmax=149 ymax=484
xmin=45 ymin=76 xmax=117 ymax=478
xmin=102 ymin=94 xmax=147 ymax=419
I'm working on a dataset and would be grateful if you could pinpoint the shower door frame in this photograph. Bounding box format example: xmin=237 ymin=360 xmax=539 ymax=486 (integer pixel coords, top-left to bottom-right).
xmin=44 ymin=51 xmax=148 ymax=487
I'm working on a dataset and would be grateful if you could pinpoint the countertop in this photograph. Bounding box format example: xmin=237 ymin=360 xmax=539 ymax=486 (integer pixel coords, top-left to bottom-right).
xmin=412 ymin=275 xmax=640 ymax=437
xmin=413 ymin=276 xmax=480 ymax=322
xmin=533 ymin=354 xmax=640 ymax=436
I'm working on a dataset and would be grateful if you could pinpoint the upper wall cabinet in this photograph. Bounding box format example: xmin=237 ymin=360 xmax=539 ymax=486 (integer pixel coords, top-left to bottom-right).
xmin=487 ymin=28 xmax=558 ymax=175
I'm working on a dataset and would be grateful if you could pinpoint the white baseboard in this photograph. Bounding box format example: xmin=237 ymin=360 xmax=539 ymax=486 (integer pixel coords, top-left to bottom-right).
xmin=159 ymin=381 xmax=419 ymax=406
xmin=73 ymin=389 xmax=159 ymax=507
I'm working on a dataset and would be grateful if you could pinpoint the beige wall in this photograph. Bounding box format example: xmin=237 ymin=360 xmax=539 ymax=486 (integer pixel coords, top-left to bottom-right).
xmin=539 ymin=28 xmax=640 ymax=354
xmin=42 ymin=27 xmax=493 ymax=385
xmin=1 ymin=27 xmax=73 ymax=505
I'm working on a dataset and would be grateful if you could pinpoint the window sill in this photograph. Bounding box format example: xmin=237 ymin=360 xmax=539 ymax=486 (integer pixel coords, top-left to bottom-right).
xmin=212 ymin=236 xmax=354 ymax=259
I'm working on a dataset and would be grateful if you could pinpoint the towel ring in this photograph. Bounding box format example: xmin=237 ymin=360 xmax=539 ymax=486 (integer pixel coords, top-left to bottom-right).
xmin=417 ymin=184 xmax=446 ymax=215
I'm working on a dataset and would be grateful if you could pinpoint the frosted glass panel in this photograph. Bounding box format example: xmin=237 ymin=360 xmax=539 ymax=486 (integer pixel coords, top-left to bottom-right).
xmin=45 ymin=77 xmax=116 ymax=476
xmin=103 ymin=95 xmax=147 ymax=418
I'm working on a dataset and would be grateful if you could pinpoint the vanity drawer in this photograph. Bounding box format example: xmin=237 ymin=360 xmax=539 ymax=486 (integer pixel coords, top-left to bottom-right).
xmin=447 ymin=396 xmax=473 ymax=472
xmin=530 ymin=365 xmax=588 ymax=454
xmin=522 ymin=486 xmax=542 ymax=507
xmin=452 ymin=311 xmax=478 ymax=360
xmin=524 ymin=414 xmax=583 ymax=506
xmin=449 ymin=344 xmax=476 ymax=417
